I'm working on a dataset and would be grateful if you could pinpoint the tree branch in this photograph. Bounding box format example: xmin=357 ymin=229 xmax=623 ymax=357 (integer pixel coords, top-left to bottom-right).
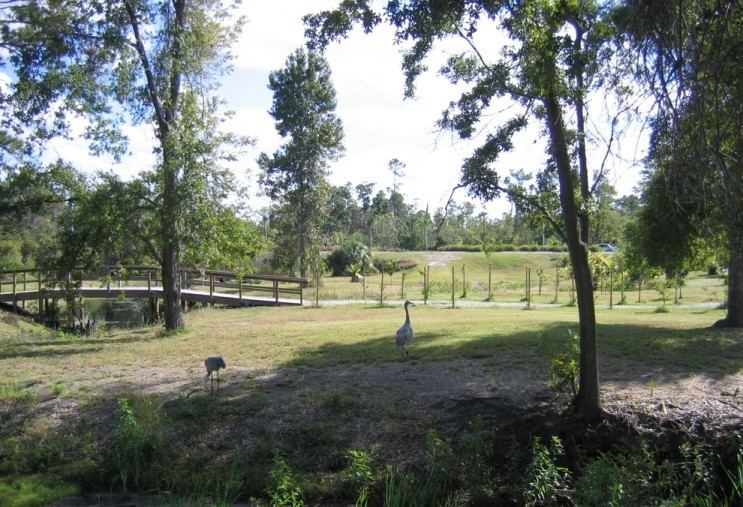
xmin=124 ymin=0 xmax=168 ymax=135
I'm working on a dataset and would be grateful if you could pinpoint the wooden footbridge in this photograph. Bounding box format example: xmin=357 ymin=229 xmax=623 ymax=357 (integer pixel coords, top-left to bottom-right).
xmin=0 ymin=265 xmax=308 ymax=316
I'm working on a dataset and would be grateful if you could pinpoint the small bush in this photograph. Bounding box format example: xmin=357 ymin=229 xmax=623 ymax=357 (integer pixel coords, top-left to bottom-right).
xmin=547 ymin=330 xmax=579 ymax=406
xmin=267 ymin=455 xmax=303 ymax=507
xmin=522 ymin=436 xmax=571 ymax=505
xmin=112 ymin=396 xmax=166 ymax=492
xmin=345 ymin=449 xmax=373 ymax=507
xmin=326 ymin=239 xmax=373 ymax=277
xmin=574 ymin=453 xmax=626 ymax=507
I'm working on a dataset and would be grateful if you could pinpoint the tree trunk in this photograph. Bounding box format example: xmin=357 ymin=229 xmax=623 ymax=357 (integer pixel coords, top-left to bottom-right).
xmin=544 ymin=90 xmax=602 ymax=421
xmin=573 ymin=30 xmax=591 ymax=246
xmin=161 ymin=150 xmax=183 ymax=330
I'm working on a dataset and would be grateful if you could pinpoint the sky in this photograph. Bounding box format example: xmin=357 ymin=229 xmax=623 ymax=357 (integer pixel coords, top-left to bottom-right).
xmin=36 ymin=0 xmax=649 ymax=218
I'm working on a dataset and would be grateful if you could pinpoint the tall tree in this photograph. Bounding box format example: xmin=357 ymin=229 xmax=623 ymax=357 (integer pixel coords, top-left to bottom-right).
xmin=388 ymin=158 xmax=406 ymax=194
xmin=620 ymin=0 xmax=743 ymax=327
xmin=306 ymin=0 xmax=624 ymax=420
xmin=258 ymin=48 xmax=344 ymax=277
xmin=1 ymin=0 xmax=243 ymax=330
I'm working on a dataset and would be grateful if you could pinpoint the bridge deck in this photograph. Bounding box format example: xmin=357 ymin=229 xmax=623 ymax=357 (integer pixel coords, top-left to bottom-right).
xmin=0 ymin=286 xmax=302 ymax=307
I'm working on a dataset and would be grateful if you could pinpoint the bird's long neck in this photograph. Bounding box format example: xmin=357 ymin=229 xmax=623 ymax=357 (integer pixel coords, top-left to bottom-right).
xmin=404 ymin=303 xmax=410 ymax=324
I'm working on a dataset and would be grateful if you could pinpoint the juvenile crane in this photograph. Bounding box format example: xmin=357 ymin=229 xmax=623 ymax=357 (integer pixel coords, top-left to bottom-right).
xmin=396 ymin=300 xmax=415 ymax=360
xmin=204 ymin=356 xmax=226 ymax=394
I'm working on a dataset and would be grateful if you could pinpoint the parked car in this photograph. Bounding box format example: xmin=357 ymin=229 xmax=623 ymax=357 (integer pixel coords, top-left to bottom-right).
xmin=597 ymin=243 xmax=616 ymax=253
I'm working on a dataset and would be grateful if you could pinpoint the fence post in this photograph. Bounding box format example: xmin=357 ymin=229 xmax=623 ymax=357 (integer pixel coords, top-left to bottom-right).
xmin=362 ymin=266 xmax=366 ymax=301
xmin=424 ymin=265 xmax=429 ymax=305
xmin=401 ymin=272 xmax=406 ymax=300
xmin=315 ymin=271 xmax=320 ymax=308
xmin=12 ymin=272 xmax=17 ymax=311
xmin=147 ymin=271 xmax=152 ymax=293
xmin=274 ymin=280 xmax=279 ymax=304
xmin=526 ymin=268 xmax=531 ymax=309
xmin=380 ymin=265 xmax=385 ymax=307
xmin=38 ymin=270 xmax=43 ymax=315
xmin=554 ymin=267 xmax=559 ymax=303
xmin=451 ymin=266 xmax=455 ymax=309
xmin=22 ymin=271 xmax=26 ymax=310
xmin=609 ymin=266 xmax=613 ymax=309
xmin=620 ymin=271 xmax=624 ymax=304
xmin=238 ymin=275 xmax=243 ymax=301
xmin=462 ymin=265 xmax=467 ymax=298
xmin=209 ymin=273 xmax=214 ymax=307
xmin=488 ymin=264 xmax=492 ymax=300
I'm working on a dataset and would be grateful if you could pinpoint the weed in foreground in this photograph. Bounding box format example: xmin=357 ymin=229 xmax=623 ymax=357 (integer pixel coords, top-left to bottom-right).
xmin=547 ymin=330 xmax=579 ymax=408
xmin=345 ymin=449 xmax=373 ymax=507
xmin=265 ymin=454 xmax=303 ymax=507
xmin=522 ymin=436 xmax=571 ymax=505
xmin=112 ymin=395 xmax=167 ymax=493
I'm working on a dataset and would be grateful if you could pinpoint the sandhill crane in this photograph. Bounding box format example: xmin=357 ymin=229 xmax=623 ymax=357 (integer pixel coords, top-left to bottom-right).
xmin=396 ymin=300 xmax=415 ymax=360
xmin=204 ymin=356 xmax=226 ymax=393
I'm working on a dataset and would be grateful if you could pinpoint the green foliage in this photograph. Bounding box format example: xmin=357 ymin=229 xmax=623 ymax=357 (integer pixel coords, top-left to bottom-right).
xmin=547 ymin=330 xmax=580 ymax=406
xmin=113 ymin=396 xmax=166 ymax=493
xmin=573 ymin=453 xmax=626 ymax=507
xmin=187 ymin=457 xmax=245 ymax=507
xmin=522 ymin=436 xmax=571 ymax=505
xmin=2 ymin=0 xmax=247 ymax=330
xmin=0 ymin=474 xmax=78 ymax=507
xmin=326 ymin=238 xmax=374 ymax=277
xmin=267 ymin=455 xmax=303 ymax=507
xmin=345 ymin=449 xmax=374 ymax=507
xmin=259 ymin=48 xmax=344 ymax=278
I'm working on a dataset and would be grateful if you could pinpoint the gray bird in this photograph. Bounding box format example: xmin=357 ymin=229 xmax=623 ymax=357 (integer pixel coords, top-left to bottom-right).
xmin=396 ymin=300 xmax=415 ymax=360
xmin=204 ymin=356 xmax=226 ymax=393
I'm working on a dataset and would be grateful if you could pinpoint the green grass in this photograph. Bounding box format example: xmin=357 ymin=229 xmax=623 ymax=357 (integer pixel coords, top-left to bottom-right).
xmin=0 ymin=303 xmax=741 ymax=505
xmin=1 ymin=303 xmax=739 ymax=393
xmin=0 ymin=474 xmax=78 ymax=507
xmin=315 ymin=251 xmax=728 ymax=307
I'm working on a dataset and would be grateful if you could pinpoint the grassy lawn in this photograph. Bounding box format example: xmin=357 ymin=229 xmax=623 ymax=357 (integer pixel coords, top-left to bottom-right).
xmin=0 ymin=301 xmax=741 ymax=505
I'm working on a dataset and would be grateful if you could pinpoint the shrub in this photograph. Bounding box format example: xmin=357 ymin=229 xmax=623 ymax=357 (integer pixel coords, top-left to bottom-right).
xmin=522 ymin=436 xmax=571 ymax=505
xmin=574 ymin=453 xmax=626 ymax=507
xmin=325 ymin=239 xmax=373 ymax=277
xmin=267 ymin=455 xmax=303 ymax=507
xmin=112 ymin=396 xmax=166 ymax=492
xmin=547 ymin=330 xmax=580 ymax=406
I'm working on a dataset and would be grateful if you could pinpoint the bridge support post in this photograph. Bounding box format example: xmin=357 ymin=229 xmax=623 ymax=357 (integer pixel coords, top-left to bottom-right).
xmin=22 ymin=272 xmax=26 ymax=310
xmin=274 ymin=280 xmax=279 ymax=304
xmin=38 ymin=270 xmax=43 ymax=316
xmin=12 ymin=273 xmax=17 ymax=312
xmin=210 ymin=273 xmax=214 ymax=307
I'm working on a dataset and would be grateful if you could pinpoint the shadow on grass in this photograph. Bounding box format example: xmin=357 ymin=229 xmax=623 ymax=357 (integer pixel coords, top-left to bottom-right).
xmin=0 ymin=330 xmax=171 ymax=360
xmin=0 ymin=345 xmax=104 ymax=360
xmin=282 ymin=319 xmax=743 ymax=379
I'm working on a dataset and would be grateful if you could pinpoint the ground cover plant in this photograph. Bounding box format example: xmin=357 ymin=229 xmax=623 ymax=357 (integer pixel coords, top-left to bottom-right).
xmin=0 ymin=300 xmax=741 ymax=505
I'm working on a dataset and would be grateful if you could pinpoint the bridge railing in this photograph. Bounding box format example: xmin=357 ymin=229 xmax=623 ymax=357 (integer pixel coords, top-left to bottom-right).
xmin=0 ymin=265 xmax=308 ymax=307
